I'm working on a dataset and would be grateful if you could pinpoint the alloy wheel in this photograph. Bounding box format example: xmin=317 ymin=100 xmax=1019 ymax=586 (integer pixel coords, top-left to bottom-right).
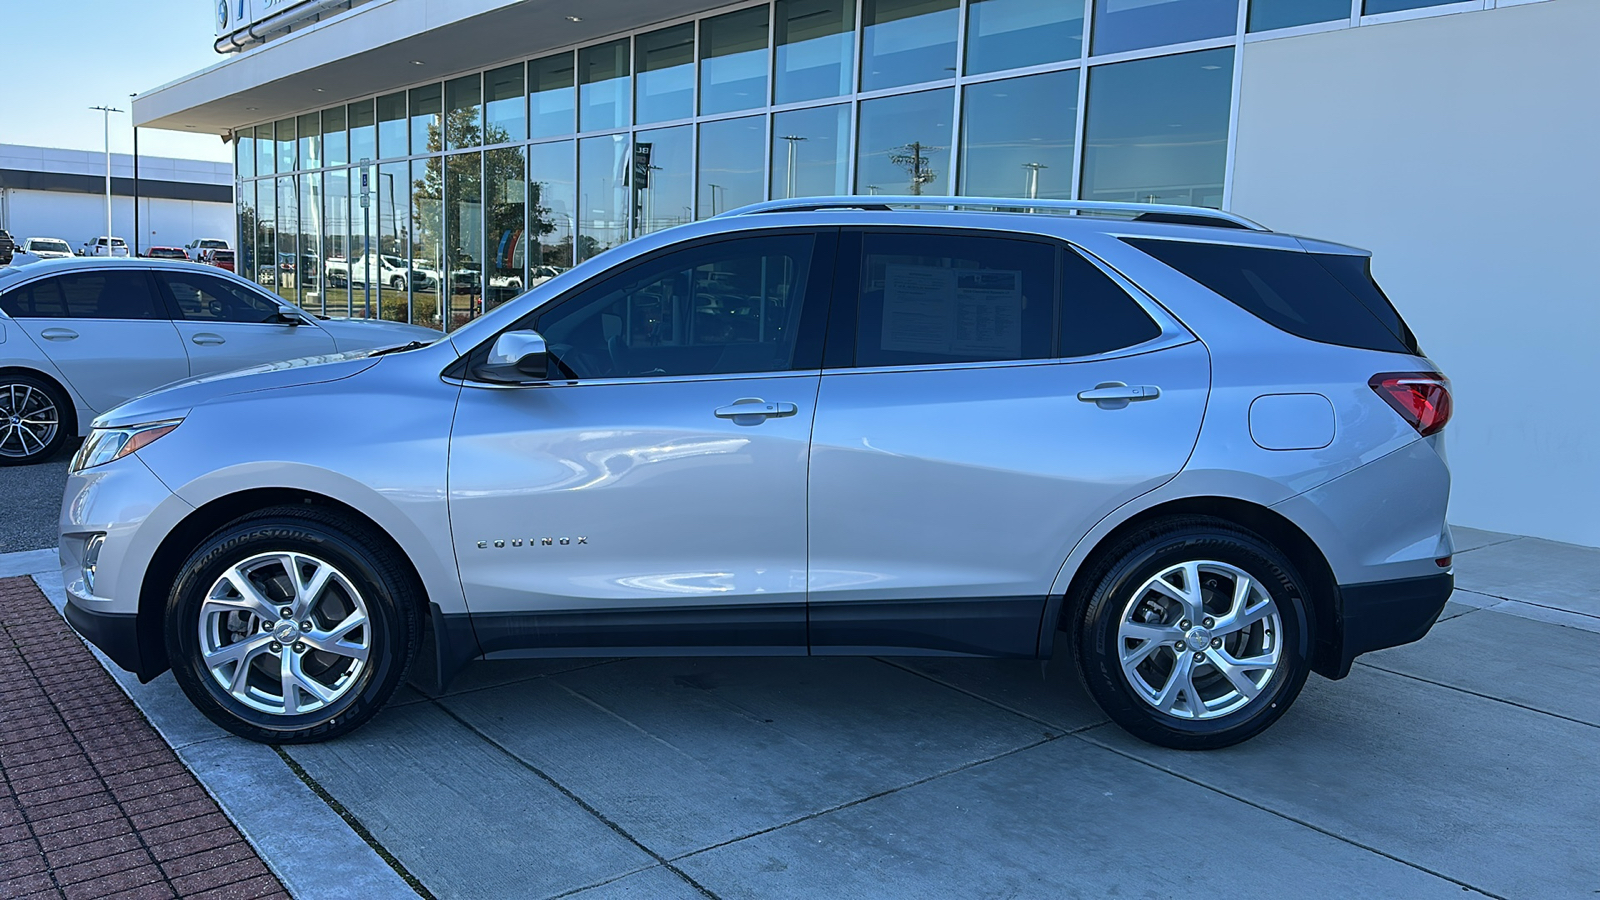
xmin=0 ymin=382 xmax=60 ymax=460
xmin=198 ymin=551 xmax=371 ymax=716
xmin=1116 ymin=560 xmax=1283 ymax=720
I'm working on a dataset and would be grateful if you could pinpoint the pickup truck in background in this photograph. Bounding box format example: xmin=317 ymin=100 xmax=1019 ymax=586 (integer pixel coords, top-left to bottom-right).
xmin=324 ymin=253 xmax=440 ymax=292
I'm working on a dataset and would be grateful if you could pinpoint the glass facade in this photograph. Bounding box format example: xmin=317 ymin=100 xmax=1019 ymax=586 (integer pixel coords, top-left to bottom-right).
xmin=237 ymin=0 xmax=1397 ymax=332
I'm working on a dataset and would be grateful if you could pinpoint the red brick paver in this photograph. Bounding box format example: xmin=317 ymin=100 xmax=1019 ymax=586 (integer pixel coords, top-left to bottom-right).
xmin=0 ymin=576 xmax=290 ymax=899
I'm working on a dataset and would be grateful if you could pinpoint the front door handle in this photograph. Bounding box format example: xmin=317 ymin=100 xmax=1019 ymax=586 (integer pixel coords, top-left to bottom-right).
xmin=39 ymin=328 xmax=78 ymax=341
xmin=191 ymin=333 xmax=226 ymax=346
xmin=714 ymin=398 xmax=798 ymax=425
xmin=1078 ymin=382 xmax=1161 ymax=410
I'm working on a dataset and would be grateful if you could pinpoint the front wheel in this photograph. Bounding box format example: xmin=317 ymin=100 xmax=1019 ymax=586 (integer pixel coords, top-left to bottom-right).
xmin=0 ymin=374 xmax=69 ymax=465
xmin=1074 ymin=518 xmax=1312 ymax=750
xmin=165 ymin=507 xmax=422 ymax=743
xmin=390 ymin=276 xmax=406 ymax=292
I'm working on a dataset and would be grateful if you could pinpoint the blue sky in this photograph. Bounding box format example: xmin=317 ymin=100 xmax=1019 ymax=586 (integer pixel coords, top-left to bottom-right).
xmin=0 ymin=1 xmax=231 ymax=162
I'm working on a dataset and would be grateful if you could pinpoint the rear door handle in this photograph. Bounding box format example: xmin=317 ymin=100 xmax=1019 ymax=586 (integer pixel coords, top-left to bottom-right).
xmin=714 ymin=398 xmax=798 ymax=425
xmin=1078 ymin=382 xmax=1161 ymax=410
xmin=39 ymin=328 xmax=78 ymax=341
xmin=191 ymin=333 xmax=226 ymax=346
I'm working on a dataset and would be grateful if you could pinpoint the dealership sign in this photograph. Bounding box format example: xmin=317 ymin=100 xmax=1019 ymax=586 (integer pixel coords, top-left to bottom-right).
xmin=215 ymin=0 xmax=319 ymax=43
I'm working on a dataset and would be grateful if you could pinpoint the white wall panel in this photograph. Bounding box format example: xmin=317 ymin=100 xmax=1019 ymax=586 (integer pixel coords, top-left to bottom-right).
xmin=1231 ymin=0 xmax=1600 ymax=546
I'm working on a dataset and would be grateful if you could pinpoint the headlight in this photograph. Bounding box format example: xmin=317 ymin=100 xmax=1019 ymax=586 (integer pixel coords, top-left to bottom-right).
xmin=70 ymin=420 xmax=183 ymax=473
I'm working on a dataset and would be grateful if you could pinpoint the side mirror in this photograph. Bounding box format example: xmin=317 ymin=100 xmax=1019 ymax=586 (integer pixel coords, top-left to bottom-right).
xmin=475 ymin=329 xmax=549 ymax=383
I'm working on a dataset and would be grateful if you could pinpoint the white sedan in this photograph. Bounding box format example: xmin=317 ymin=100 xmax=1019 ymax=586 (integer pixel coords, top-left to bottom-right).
xmin=0 ymin=257 xmax=441 ymax=464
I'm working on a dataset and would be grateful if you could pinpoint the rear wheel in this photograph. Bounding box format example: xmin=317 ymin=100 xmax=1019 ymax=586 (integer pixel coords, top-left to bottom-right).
xmin=0 ymin=374 xmax=69 ymax=465
xmin=165 ymin=507 xmax=422 ymax=743
xmin=1074 ymin=518 xmax=1312 ymax=750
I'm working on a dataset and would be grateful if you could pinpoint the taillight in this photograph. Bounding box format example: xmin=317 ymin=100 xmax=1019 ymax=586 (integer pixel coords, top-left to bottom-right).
xmin=1370 ymin=372 xmax=1451 ymax=436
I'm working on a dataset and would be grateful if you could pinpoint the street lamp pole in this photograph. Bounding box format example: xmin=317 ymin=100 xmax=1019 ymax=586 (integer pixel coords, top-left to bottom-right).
xmin=779 ymin=135 xmax=807 ymax=199
xmin=90 ymin=105 xmax=124 ymax=254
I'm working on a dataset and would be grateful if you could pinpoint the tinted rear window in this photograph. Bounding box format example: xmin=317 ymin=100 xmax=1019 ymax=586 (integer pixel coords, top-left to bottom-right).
xmin=1123 ymin=239 xmax=1418 ymax=355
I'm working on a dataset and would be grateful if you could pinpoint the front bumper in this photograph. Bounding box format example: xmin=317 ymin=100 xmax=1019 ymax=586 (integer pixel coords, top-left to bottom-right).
xmin=62 ymin=602 xmax=146 ymax=675
xmin=1328 ymin=571 xmax=1454 ymax=678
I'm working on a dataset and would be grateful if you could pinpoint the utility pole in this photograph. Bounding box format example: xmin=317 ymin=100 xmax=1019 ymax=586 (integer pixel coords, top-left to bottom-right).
xmin=90 ymin=105 xmax=124 ymax=254
xmin=130 ymin=94 xmax=140 ymax=256
xmin=889 ymin=141 xmax=941 ymax=196
xmin=1022 ymin=162 xmax=1047 ymax=200
xmin=779 ymin=135 xmax=807 ymax=199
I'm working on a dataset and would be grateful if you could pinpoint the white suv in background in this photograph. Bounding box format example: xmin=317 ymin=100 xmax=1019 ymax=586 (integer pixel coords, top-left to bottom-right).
xmin=21 ymin=237 xmax=75 ymax=259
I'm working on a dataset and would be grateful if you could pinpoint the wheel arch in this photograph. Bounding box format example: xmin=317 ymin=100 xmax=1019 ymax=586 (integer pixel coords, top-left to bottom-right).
xmin=133 ymin=487 xmax=472 ymax=683
xmin=1042 ymin=495 xmax=1344 ymax=679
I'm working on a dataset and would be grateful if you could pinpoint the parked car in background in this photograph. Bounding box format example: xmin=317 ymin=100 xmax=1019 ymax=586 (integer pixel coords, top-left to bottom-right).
xmin=201 ymin=248 xmax=235 ymax=272
xmin=21 ymin=237 xmax=75 ymax=259
xmin=0 ymin=230 xmax=15 ymax=264
xmin=145 ymin=247 xmax=188 ymax=261
xmin=85 ymin=237 xmax=131 ymax=257
xmin=0 ymin=257 xmax=441 ymax=465
xmin=184 ymin=238 xmax=230 ymax=262
xmin=53 ymin=197 xmax=1454 ymax=751
xmin=325 ymin=253 xmax=438 ymax=292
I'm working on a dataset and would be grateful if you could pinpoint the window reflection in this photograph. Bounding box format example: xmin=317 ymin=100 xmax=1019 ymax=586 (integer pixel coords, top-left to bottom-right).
xmin=1091 ymin=0 xmax=1238 ymax=56
xmin=348 ymin=100 xmax=376 ymax=163
xmin=485 ymin=64 xmax=526 ymax=143
xmin=323 ymin=168 xmax=349 ymax=316
xmin=350 ymin=162 xmax=378 ymax=317
xmin=1248 ymin=0 xmax=1348 ymax=31
xmin=580 ymin=40 xmax=631 ymax=132
xmin=378 ymin=161 xmax=409 ymax=321
xmin=485 ymin=146 xmax=526 ymax=312
xmin=299 ymin=172 xmax=322 ymax=313
xmin=634 ymin=125 xmax=693 ymax=235
xmin=410 ymin=84 xmax=442 ymax=155
xmin=322 ymin=107 xmax=348 ymax=167
xmin=446 ymin=75 xmax=483 ymax=151
xmin=237 ymin=133 xmax=254 ymax=179
xmin=965 ymin=0 xmax=1082 ymax=75
xmin=528 ymin=141 xmax=576 ymax=280
xmin=1080 ymin=48 xmax=1233 ymax=208
xmin=960 ymin=70 xmax=1077 ymax=200
xmin=377 ymin=92 xmax=406 ymax=160
xmin=411 ymin=158 xmax=443 ymax=327
xmin=771 ymin=105 xmax=849 ymax=200
xmin=1364 ymin=0 xmax=1457 ymax=14
xmin=636 ymin=25 xmax=695 ymax=124
xmin=775 ymin=0 xmax=855 ymax=105
xmin=698 ymin=116 xmax=765 ymax=218
xmin=530 ymin=54 xmax=576 ymax=138
xmin=238 ymin=182 xmax=256 ymax=285
xmin=578 ymin=134 xmax=628 ymax=261
xmin=444 ymin=152 xmax=482 ymax=329
xmin=701 ymin=7 xmax=769 ymax=115
xmin=256 ymin=178 xmax=275 ymax=290
xmin=275 ymin=176 xmax=297 ymax=304
xmin=256 ymin=125 xmax=274 ymax=176
xmin=857 ymin=88 xmax=953 ymax=196
xmin=275 ymin=119 xmax=296 ymax=174
xmin=860 ymin=0 xmax=959 ymax=92
xmin=297 ymin=113 xmax=321 ymax=170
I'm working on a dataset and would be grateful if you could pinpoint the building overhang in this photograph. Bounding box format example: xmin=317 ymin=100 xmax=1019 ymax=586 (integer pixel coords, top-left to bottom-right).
xmin=134 ymin=0 xmax=731 ymax=137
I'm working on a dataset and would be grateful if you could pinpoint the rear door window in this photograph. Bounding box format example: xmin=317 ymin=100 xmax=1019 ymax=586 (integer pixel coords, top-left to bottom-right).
xmin=1060 ymin=250 xmax=1162 ymax=358
xmin=0 ymin=272 xmax=164 ymax=320
xmin=1122 ymin=238 xmax=1414 ymax=354
xmin=853 ymin=232 xmax=1055 ymax=367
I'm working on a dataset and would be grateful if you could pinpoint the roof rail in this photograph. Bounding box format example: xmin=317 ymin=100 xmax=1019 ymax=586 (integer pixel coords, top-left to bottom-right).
xmin=717 ymin=195 xmax=1269 ymax=232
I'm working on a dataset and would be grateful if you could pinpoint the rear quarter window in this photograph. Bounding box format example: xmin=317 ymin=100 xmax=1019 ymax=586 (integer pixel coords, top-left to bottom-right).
xmin=1122 ymin=238 xmax=1418 ymax=355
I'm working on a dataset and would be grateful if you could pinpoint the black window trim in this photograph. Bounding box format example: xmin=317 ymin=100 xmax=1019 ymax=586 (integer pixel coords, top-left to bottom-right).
xmin=823 ymin=225 xmax=1192 ymax=374
xmin=450 ymin=226 xmax=840 ymax=387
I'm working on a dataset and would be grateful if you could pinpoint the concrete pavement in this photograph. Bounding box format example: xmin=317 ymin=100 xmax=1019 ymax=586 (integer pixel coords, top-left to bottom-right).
xmin=7 ymin=525 xmax=1599 ymax=899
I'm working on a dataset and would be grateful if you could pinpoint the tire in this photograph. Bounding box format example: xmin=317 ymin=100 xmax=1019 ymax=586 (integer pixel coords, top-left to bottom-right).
xmin=1073 ymin=517 xmax=1312 ymax=750
xmin=390 ymin=276 xmax=406 ymax=292
xmin=0 ymin=373 xmax=70 ymax=466
xmin=165 ymin=506 xmax=423 ymax=743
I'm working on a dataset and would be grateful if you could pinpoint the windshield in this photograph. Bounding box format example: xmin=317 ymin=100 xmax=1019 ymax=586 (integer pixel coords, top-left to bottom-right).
xmin=30 ymin=240 xmax=70 ymax=253
xmin=215 ymin=251 xmax=234 ymax=260
xmin=201 ymin=239 xmax=227 ymax=248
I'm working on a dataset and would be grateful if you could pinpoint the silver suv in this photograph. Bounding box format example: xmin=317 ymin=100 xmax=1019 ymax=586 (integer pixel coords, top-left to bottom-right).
xmin=59 ymin=198 xmax=1455 ymax=750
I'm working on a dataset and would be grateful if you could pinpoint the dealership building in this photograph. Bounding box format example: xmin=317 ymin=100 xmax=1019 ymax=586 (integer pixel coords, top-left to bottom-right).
xmin=132 ymin=0 xmax=1597 ymax=547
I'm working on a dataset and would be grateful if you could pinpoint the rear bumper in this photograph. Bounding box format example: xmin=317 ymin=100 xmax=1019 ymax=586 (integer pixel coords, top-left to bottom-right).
xmin=1326 ymin=571 xmax=1453 ymax=678
xmin=63 ymin=601 xmax=148 ymax=678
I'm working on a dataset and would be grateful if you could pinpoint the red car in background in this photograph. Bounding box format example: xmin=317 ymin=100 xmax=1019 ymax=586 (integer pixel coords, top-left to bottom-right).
xmin=145 ymin=246 xmax=188 ymax=260
xmin=201 ymin=248 xmax=235 ymax=272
